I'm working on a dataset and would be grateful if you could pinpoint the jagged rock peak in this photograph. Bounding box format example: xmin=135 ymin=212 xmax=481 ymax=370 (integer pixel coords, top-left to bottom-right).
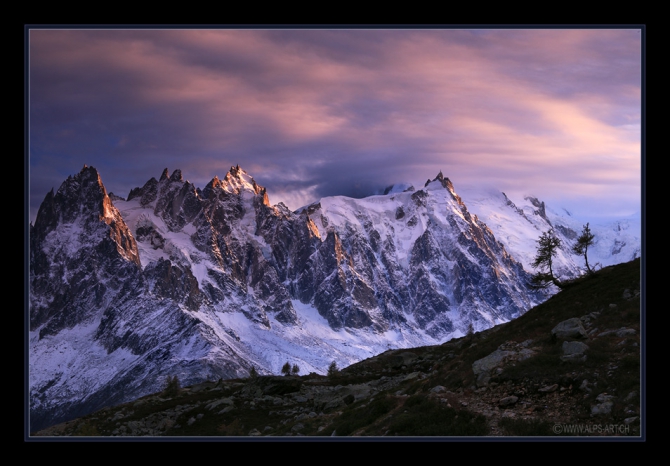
xmin=525 ymin=196 xmax=548 ymax=221
xmin=424 ymin=171 xmax=445 ymax=187
xmin=170 ymin=169 xmax=183 ymax=182
xmin=33 ymin=165 xmax=140 ymax=264
xmin=201 ymin=176 xmax=221 ymax=200
xmin=220 ymin=165 xmax=267 ymax=198
xmin=61 ymin=165 xmax=108 ymax=200
xmin=159 ymin=168 xmax=169 ymax=181
xmin=424 ymin=171 xmax=455 ymax=192
xmin=187 ymin=165 xmax=269 ymax=204
xmin=422 ymin=171 xmax=466 ymax=209
xmin=207 ymin=175 xmax=221 ymax=189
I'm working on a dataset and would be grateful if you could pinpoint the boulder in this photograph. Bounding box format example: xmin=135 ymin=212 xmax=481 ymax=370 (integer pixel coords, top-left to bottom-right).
xmin=616 ymin=328 xmax=636 ymax=337
xmin=591 ymin=393 xmax=616 ymax=416
xmin=561 ymin=340 xmax=589 ymax=362
xmin=551 ymin=318 xmax=588 ymax=340
xmin=472 ymin=349 xmax=514 ymax=386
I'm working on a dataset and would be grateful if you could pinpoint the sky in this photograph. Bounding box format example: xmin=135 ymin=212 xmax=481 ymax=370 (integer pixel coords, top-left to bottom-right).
xmin=27 ymin=27 xmax=643 ymax=224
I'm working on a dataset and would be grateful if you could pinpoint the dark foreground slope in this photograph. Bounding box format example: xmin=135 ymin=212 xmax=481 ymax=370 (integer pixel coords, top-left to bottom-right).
xmin=32 ymin=258 xmax=642 ymax=438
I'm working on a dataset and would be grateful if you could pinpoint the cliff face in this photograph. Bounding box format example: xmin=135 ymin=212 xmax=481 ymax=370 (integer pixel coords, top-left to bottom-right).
xmin=30 ymin=166 xmax=141 ymax=336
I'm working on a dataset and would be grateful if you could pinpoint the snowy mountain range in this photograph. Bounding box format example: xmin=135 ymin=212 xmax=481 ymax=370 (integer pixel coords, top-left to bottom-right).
xmin=28 ymin=165 xmax=640 ymax=431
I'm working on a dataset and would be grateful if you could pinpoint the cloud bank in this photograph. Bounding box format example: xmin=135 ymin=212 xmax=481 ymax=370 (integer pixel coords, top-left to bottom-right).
xmin=29 ymin=28 xmax=642 ymax=222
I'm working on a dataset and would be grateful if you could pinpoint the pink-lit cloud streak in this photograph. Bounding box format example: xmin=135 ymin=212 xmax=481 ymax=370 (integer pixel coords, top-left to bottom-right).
xmin=28 ymin=28 xmax=642 ymax=222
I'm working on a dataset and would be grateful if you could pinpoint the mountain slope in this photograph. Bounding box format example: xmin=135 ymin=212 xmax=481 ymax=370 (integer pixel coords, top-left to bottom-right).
xmin=32 ymin=258 xmax=642 ymax=438
xmin=28 ymin=165 xmax=637 ymax=432
xmin=298 ymin=172 xmax=543 ymax=336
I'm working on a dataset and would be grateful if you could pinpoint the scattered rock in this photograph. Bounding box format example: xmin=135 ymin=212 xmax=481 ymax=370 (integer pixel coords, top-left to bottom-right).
xmin=499 ymin=396 xmax=518 ymax=407
xmin=472 ymin=342 xmax=537 ymax=387
xmin=579 ymin=379 xmax=592 ymax=393
xmin=591 ymin=402 xmax=613 ymax=415
xmin=591 ymin=393 xmax=615 ymax=415
xmin=551 ymin=318 xmax=588 ymax=340
xmin=561 ymin=341 xmax=589 ymax=362
xmin=596 ymin=393 xmax=615 ymax=403
xmin=291 ymin=423 xmax=304 ymax=432
xmin=562 ymin=341 xmax=589 ymax=355
xmin=538 ymin=384 xmax=558 ymax=393
xmin=206 ymin=398 xmax=234 ymax=411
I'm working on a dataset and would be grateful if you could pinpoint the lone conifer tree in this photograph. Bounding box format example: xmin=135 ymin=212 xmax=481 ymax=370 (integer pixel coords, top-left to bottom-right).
xmin=327 ymin=361 xmax=339 ymax=378
xmin=572 ymin=223 xmax=595 ymax=274
xmin=531 ymin=229 xmax=563 ymax=289
xmin=291 ymin=364 xmax=300 ymax=376
xmin=281 ymin=361 xmax=291 ymax=376
xmin=163 ymin=375 xmax=181 ymax=397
